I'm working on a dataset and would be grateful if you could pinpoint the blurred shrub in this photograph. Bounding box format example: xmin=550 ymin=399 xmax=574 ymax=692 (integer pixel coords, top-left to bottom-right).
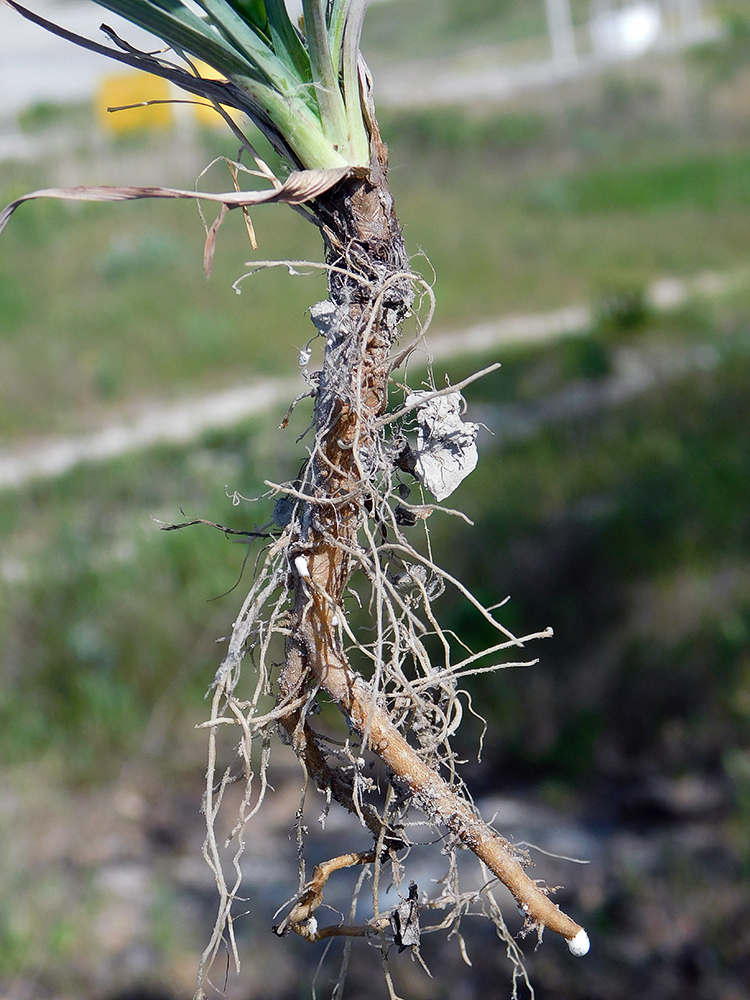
xmin=17 ymin=100 xmax=91 ymax=134
xmin=433 ymin=342 xmax=750 ymax=785
xmin=0 ymin=426 xmax=279 ymax=778
xmin=97 ymin=232 xmax=183 ymax=281
xmin=381 ymin=106 xmax=549 ymax=158
xmin=0 ymin=273 xmax=30 ymax=333
xmin=560 ymin=335 xmax=613 ymax=379
xmin=445 ymin=0 xmax=548 ymax=36
xmin=529 ymin=151 xmax=750 ymax=215
xmin=690 ymin=12 xmax=750 ymax=83
xmin=594 ymin=285 xmax=649 ymax=336
xmin=599 ymin=76 xmax=662 ymax=124
xmin=725 ymin=746 xmax=750 ymax=868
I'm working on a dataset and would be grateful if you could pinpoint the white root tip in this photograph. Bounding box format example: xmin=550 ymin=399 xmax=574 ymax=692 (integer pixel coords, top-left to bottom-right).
xmin=294 ymin=555 xmax=310 ymax=579
xmin=567 ymin=928 xmax=590 ymax=957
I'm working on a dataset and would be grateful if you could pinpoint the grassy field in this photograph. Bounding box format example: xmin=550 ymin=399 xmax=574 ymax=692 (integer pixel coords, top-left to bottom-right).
xmin=3 ymin=141 xmax=750 ymax=437
xmin=4 ymin=58 xmax=750 ymax=441
xmin=0 ymin=168 xmax=325 ymax=438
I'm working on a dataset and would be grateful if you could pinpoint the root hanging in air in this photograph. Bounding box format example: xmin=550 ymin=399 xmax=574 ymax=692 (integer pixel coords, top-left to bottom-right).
xmin=193 ymin=181 xmax=587 ymax=999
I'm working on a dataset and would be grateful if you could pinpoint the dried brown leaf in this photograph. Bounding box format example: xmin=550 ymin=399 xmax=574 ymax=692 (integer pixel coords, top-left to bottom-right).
xmin=203 ymin=203 xmax=229 ymax=278
xmin=0 ymin=168 xmax=355 ymax=238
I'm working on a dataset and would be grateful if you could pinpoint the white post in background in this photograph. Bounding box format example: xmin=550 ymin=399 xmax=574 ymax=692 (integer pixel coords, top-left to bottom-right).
xmin=677 ymin=0 xmax=704 ymax=40
xmin=590 ymin=0 xmax=615 ymax=20
xmin=544 ymin=0 xmax=578 ymax=69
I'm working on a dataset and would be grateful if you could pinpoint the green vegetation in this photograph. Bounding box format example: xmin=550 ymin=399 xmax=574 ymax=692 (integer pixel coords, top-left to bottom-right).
xmin=378 ymin=105 xmax=551 ymax=155
xmin=17 ymin=99 xmax=92 ymax=134
xmin=0 ymin=166 xmax=324 ymax=437
xmin=436 ymin=330 xmax=750 ymax=782
xmin=690 ymin=9 xmax=750 ymax=82
xmin=89 ymin=0 xmax=372 ymax=168
xmin=5 ymin=99 xmax=750 ymax=440
xmin=533 ymin=150 xmax=750 ymax=214
xmin=362 ymin=0 xmax=591 ymax=63
xmin=0 ymin=410 xmax=295 ymax=771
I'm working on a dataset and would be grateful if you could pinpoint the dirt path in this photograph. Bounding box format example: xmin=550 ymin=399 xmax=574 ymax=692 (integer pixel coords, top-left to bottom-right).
xmin=0 ymin=270 xmax=738 ymax=492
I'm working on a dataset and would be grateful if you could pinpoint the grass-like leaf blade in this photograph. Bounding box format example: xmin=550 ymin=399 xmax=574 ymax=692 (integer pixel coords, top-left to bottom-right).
xmin=93 ymin=0 xmax=262 ymax=78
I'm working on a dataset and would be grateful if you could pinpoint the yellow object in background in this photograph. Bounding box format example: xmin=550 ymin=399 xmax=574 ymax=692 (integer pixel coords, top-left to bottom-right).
xmin=192 ymin=94 xmax=222 ymax=128
xmin=97 ymin=71 xmax=173 ymax=133
xmin=96 ymin=65 xmax=238 ymax=133
xmin=189 ymin=60 xmax=231 ymax=129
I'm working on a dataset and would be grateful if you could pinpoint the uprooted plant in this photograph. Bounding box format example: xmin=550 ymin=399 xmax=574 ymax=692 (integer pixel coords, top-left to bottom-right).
xmin=1 ymin=1 xmax=590 ymax=996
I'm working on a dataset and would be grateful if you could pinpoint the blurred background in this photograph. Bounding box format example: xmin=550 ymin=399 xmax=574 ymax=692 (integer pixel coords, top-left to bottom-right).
xmin=1 ymin=1 xmax=750 ymax=998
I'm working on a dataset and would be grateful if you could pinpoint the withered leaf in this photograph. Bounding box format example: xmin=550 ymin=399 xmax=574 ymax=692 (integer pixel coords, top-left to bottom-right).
xmin=0 ymin=168 xmax=354 ymax=239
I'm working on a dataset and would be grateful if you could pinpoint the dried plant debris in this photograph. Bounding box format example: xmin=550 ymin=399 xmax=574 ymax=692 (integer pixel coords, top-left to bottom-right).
xmin=391 ymin=881 xmax=421 ymax=953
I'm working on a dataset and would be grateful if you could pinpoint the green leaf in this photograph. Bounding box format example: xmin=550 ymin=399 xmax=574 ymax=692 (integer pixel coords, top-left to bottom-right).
xmin=93 ymin=0 xmax=260 ymax=78
xmin=301 ymin=0 xmax=350 ymax=150
xmin=327 ymin=0 xmax=348 ymax=71
xmin=231 ymin=72 xmax=349 ymax=167
xmin=224 ymin=0 xmax=269 ymax=35
xmin=264 ymin=0 xmax=313 ymax=87
xmin=340 ymin=0 xmax=369 ymax=162
xmin=191 ymin=0 xmax=299 ymax=91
